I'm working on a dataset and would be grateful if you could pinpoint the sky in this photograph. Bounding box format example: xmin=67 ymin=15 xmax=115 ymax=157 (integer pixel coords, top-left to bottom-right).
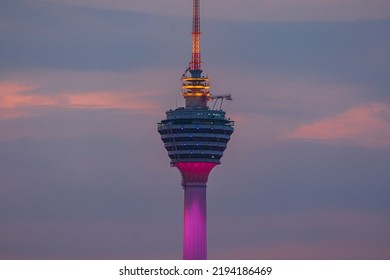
xmin=1 ymin=0 xmax=390 ymax=259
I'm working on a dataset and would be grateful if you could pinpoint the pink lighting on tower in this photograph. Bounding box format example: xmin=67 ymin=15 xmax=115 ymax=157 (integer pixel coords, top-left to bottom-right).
xmin=176 ymin=162 xmax=217 ymax=185
xmin=183 ymin=186 xmax=207 ymax=259
xmin=177 ymin=162 xmax=217 ymax=259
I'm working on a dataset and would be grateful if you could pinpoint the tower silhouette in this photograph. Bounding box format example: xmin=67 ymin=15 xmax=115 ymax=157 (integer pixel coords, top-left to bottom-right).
xmin=158 ymin=0 xmax=234 ymax=260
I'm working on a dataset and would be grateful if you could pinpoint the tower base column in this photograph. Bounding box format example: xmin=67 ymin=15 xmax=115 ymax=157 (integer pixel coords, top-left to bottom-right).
xmin=176 ymin=162 xmax=217 ymax=260
xmin=183 ymin=185 xmax=207 ymax=260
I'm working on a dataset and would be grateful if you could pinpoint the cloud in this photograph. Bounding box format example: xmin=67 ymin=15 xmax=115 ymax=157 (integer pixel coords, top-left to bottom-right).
xmin=0 ymin=83 xmax=43 ymax=108
xmin=0 ymin=82 xmax=159 ymax=120
xmin=63 ymin=92 xmax=159 ymax=110
xmin=286 ymin=103 xmax=390 ymax=147
xmin=0 ymin=83 xmax=44 ymax=120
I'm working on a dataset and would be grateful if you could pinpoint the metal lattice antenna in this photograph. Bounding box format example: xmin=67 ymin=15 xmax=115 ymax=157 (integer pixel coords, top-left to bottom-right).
xmin=190 ymin=0 xmax=201 ymax=71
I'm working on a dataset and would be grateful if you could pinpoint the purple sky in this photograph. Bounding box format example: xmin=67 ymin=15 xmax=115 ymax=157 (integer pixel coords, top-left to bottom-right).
xmin=1 ymin=0 xmax=390 ymax=259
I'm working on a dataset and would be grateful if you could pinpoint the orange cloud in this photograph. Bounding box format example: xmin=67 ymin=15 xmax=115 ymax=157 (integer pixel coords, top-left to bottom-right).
xmin=0 ymin=82 xmax=159 ymax=120
xmin=286 ymin=103 xmax=390 ymax=147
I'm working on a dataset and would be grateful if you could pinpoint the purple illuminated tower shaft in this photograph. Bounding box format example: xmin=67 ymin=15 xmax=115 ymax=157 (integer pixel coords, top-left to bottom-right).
xmin=183 ymin=187 xmax=207 ymax=259
xmin=177 ymin=162 xmax=216 ymax=259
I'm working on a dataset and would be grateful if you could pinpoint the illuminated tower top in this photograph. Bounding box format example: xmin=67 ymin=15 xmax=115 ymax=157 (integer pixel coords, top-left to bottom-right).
xmin=181 ymin=0 xmax=210 ymax=109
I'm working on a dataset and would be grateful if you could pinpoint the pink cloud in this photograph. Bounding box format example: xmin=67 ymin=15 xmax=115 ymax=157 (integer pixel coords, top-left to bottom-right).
xmin=0 ymin=83 xmax=55 ymax=109
xmin=286 ymin=103 xmax=390 ymax=147
xmin=0 ymin=82 xmax=159 ymax=120
xmin=0 ymin=83 xmax=51 ymax=120
xmin=63 ymin=92 xmax=159 ymax=110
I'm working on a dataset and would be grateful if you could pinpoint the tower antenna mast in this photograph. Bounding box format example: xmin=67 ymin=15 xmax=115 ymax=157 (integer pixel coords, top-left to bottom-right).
xmin=191 ymin=0 xmax=201 ymax=71
xmin=181 ymin=0 xmax=210 ymax=109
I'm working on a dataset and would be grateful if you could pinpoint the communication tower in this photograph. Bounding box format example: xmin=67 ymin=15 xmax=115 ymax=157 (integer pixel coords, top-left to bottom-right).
xmin=158 ymin=0 xmax=234 ymax=260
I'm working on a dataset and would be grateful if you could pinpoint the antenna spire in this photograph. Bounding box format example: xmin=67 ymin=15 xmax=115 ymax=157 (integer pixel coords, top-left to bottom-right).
xmin=190 ymin=0 xmax=201 ymax=71
xmin=181 ymin=0 xmax=210 ymax=108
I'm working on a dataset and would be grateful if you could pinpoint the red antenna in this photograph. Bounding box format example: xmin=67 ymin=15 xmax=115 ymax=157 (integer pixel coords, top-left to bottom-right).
xmin=190 ymin=0 xmax=201 ymax=71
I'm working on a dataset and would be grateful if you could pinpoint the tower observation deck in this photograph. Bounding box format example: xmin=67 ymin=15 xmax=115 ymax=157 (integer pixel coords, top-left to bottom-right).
xmin=157 ymin=0 xmax=234 ymax=260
